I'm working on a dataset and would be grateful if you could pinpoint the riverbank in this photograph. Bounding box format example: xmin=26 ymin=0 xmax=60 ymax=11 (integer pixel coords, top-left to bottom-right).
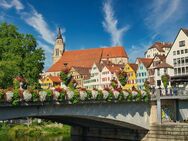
xmin=0 ymin=121 xmax=71 ymax=140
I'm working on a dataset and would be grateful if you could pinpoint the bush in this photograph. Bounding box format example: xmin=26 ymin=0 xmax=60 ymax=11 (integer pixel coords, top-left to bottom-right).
xmin=12 ymin=90 xmax=20 ymax=106
xmin=70 ymin=90 xmax=79 ymax=104
xmin=107 ymin=91 xmax=114 ymax=102
xmin=59 ymin=91 xmax=66 ymax=102
xmin=32 ymin=91 xmax=39 ymax=102
xmin=86 ymin=90 xmax=92 ymax=100
xmin=96 ymin=90 xmax=103 ymax=101
xmin=45 ymin=90 xmax=52 ymax=101
xmin=118 ymin=92 xmax=124 ymax=101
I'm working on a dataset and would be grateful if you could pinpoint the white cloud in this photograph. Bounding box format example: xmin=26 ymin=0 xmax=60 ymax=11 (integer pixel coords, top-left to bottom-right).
xmin=38 ymin=41 xmax=53 ymax=69
xmin=143 ymin=0 xmax=188 ymax=41
xmin=102 ymin=0 xmax=129 ymax=46
xmin=145 ymin=0 xmax=180 ymax=30
xmin=128 ymin=42 xmax=152 ymax=63
xmin=21 ymin=7 xmax=55 ymax=45
xmin=0 ymin=0 xmax=24 ymax=11
xmin=38 ymin=41 xmax=53 ymax=54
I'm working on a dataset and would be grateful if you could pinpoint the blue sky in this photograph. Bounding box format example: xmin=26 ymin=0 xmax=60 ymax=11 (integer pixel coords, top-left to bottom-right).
xmin=0 ymin=0 xmax=188 ymax=70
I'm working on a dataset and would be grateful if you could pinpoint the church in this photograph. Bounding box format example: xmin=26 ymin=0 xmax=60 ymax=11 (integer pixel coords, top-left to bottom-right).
xmin=46 ymin=28 xmax=129 ymax=76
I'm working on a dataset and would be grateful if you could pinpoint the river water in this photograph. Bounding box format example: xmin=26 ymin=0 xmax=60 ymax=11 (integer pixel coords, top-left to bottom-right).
xmin=1 ymin=135 xmax=130 ymax=141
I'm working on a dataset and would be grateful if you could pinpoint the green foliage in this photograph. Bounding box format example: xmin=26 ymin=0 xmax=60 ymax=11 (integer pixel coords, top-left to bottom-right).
xmin=0 ymin=90 xmax=3 ymax=100
xmin=45 ymin=90 xmax=52 ymax=101
xmin=32 ymin=92 xmax=38 ymax=102
xmin=111 ymin=79 xmax=118 ymax=89
xmin=59 ymin=91 xmax=66 ymax=101
xmin=142 ymin=93 xmax=150 ymax=102
xmin=107 ymin=91 xmax=114 ymax=102
xmin=118 ymin=92 xmax=124 ymax=101
xmin=161 ymin=74 xmax=170 ymax=88
xmin=126 ymin=93 xmax=132 ymax=102
xmin=86 ymin=90 xmax=92 ymax=100
xmin=13 ymin=79 xmax=19 ymax=90
xmin=70 ymin=90 xmax=79 ymax=104
xmin=0 ymin=22 xmax=45 ymax=89
xmin=144 ymin=81 xmax=150 ymax=92
xmin=135 ymin=92 xmax=142 ymax=102
xmin=12 ymin=89 xmax=20 ymax=106
xmin=117 ymin=71 xmax=127 ymax=86
xmin=96 ymin=90 xmax=103 ymax=101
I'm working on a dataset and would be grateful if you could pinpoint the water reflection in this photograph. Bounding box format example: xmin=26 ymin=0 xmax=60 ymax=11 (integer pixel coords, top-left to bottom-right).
xmin=2 ymin=135 xmax=131 ymax=141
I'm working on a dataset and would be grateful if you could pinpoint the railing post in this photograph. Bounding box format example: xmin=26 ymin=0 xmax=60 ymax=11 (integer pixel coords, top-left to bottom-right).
xmin=156 ymin=89 xmax=162 ymax=124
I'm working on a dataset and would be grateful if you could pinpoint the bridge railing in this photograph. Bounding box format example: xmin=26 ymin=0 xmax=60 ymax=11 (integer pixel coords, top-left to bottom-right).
xmin=0 ymin=89 xmax=150 ymax=106
xmin=151 ymin=88 xmax=188 ymax=98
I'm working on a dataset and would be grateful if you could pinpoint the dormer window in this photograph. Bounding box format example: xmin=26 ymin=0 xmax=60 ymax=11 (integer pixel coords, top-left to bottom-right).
xmin=179 ymin=40 xmax=185 ymax=47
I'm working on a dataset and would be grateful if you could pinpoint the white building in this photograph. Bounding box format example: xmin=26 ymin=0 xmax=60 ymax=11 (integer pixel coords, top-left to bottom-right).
xmin=83 ymin=63 xmax=102 ymax=89
xmin=83 ymin=63 xmax=121 ymax=90
xmin=166 ymin=28 xmax=188 ymax=87
xmin=101 ymin=65 xmax=121 ymax=89
xmin=145 ymin=42 xmax=172 ymax=58
xmin=154 ymin=61 xmax=173 ymax=89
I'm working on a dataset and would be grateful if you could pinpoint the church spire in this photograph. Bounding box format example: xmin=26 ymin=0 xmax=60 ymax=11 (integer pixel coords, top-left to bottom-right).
xmin=57 ymin=27 xmax=62 ymax=39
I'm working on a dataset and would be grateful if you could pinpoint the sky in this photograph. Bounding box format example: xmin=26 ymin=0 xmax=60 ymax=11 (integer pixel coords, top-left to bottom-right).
xmin=0 ymin=0 xmax=188 ymax=70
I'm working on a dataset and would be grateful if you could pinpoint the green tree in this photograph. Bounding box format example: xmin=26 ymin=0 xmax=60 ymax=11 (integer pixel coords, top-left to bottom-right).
xmin=161 ymin=74 xmax=170 ymax=89
xmin=0 ymin=22 xmax=45 ymax=88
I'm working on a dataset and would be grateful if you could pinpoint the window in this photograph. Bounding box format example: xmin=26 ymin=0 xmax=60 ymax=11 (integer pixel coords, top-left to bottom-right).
xmin=55 ymin=49 xmax=59 ymax=56
xmin=186 ymin=67 xmax=188 ymax=74
xmin=173 ymin=51 xmax=176 ymax=55
xmin=182 ymin=67 xmax=185 ymax=74
xmin=173 ymin=59 xmax=177 ymax=66
xmin=174 ymin=68 xmax=177 ymax=75
xmin=178 ymin=68 xmax=181 ymax=74
xmin=177 ymin=50 xmax=180 ymax=55
xmin=181 ymin=50 xmax=184 ymax=54
xmin=164 ymin=69 xmax=167 ymax=74
xmin=177 ymin=58 xmax=180 ymax=66
xmin=185 ymin=57 xmax=188 ymax=64
xmin=181 ymin=57 xmax=185 ymax=65
xmin=157 ymin=69 xmax=160 ymax=76
xmin=179 ymin=40 xmax=185 ymax=47
xmin=185 ymin=49 xmax=188 ymax=53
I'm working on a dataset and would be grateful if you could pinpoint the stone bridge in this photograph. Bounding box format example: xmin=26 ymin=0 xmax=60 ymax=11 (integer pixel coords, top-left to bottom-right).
xmin=0 ymin=102 xmax=150 ymax=130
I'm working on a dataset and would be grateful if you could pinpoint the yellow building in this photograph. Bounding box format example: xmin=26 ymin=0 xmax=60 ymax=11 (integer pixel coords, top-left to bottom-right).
xmin=40 ymin=76 xmax=62 ymax=89
xmin=123 ymin=63 xmax=138 ymax=90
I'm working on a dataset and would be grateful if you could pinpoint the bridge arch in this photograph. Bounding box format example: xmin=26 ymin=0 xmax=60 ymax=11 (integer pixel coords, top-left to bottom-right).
xmin=0 ymin=102 xmax=150 ymax=130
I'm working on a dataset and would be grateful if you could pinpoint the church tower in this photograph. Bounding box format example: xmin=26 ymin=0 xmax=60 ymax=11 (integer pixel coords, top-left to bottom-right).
xmin=52 ymin=28 xmax=65 ymax=64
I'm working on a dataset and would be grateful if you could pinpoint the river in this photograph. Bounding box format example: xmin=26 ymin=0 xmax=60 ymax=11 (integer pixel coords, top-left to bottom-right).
xmin=1 ymin=135 xmax=131 ymax=141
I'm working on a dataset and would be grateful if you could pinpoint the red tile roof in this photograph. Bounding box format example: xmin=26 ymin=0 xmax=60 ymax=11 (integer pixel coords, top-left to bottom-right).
xmin=72 ymin=67 xmax=90 ymax=75
xmin=148 ymin=42 xmax=172 ymax=52
xmin=48 ymin=46 xmax=128 ymax=72
xmin=128 ymin=63 xmax=138 ymax=72
xmin=48 ymin=76 xmax=62 ymax=83
xmin=182 ymin=28 xmax=188 ymax=37
xmin=106 ymin=65 xmax=121 ymax=74
xmin=155 ymin=61 xmax=173 ymax=69
xmin=137 ymin=58 xmax=153 ymax=68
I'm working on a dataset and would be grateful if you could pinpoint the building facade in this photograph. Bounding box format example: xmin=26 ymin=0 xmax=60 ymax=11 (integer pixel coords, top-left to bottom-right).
xmin=123 ymin=63 xmax=138 ymax=90
xmin=145 ymin=42 xmax=172 ymax=58
xmin=166 ymin=28 xmax=188 ymax=87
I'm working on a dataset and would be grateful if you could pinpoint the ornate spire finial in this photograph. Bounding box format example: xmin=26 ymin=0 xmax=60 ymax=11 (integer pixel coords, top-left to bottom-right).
xmin=57 ymin=27 xmax=62 ymax=39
